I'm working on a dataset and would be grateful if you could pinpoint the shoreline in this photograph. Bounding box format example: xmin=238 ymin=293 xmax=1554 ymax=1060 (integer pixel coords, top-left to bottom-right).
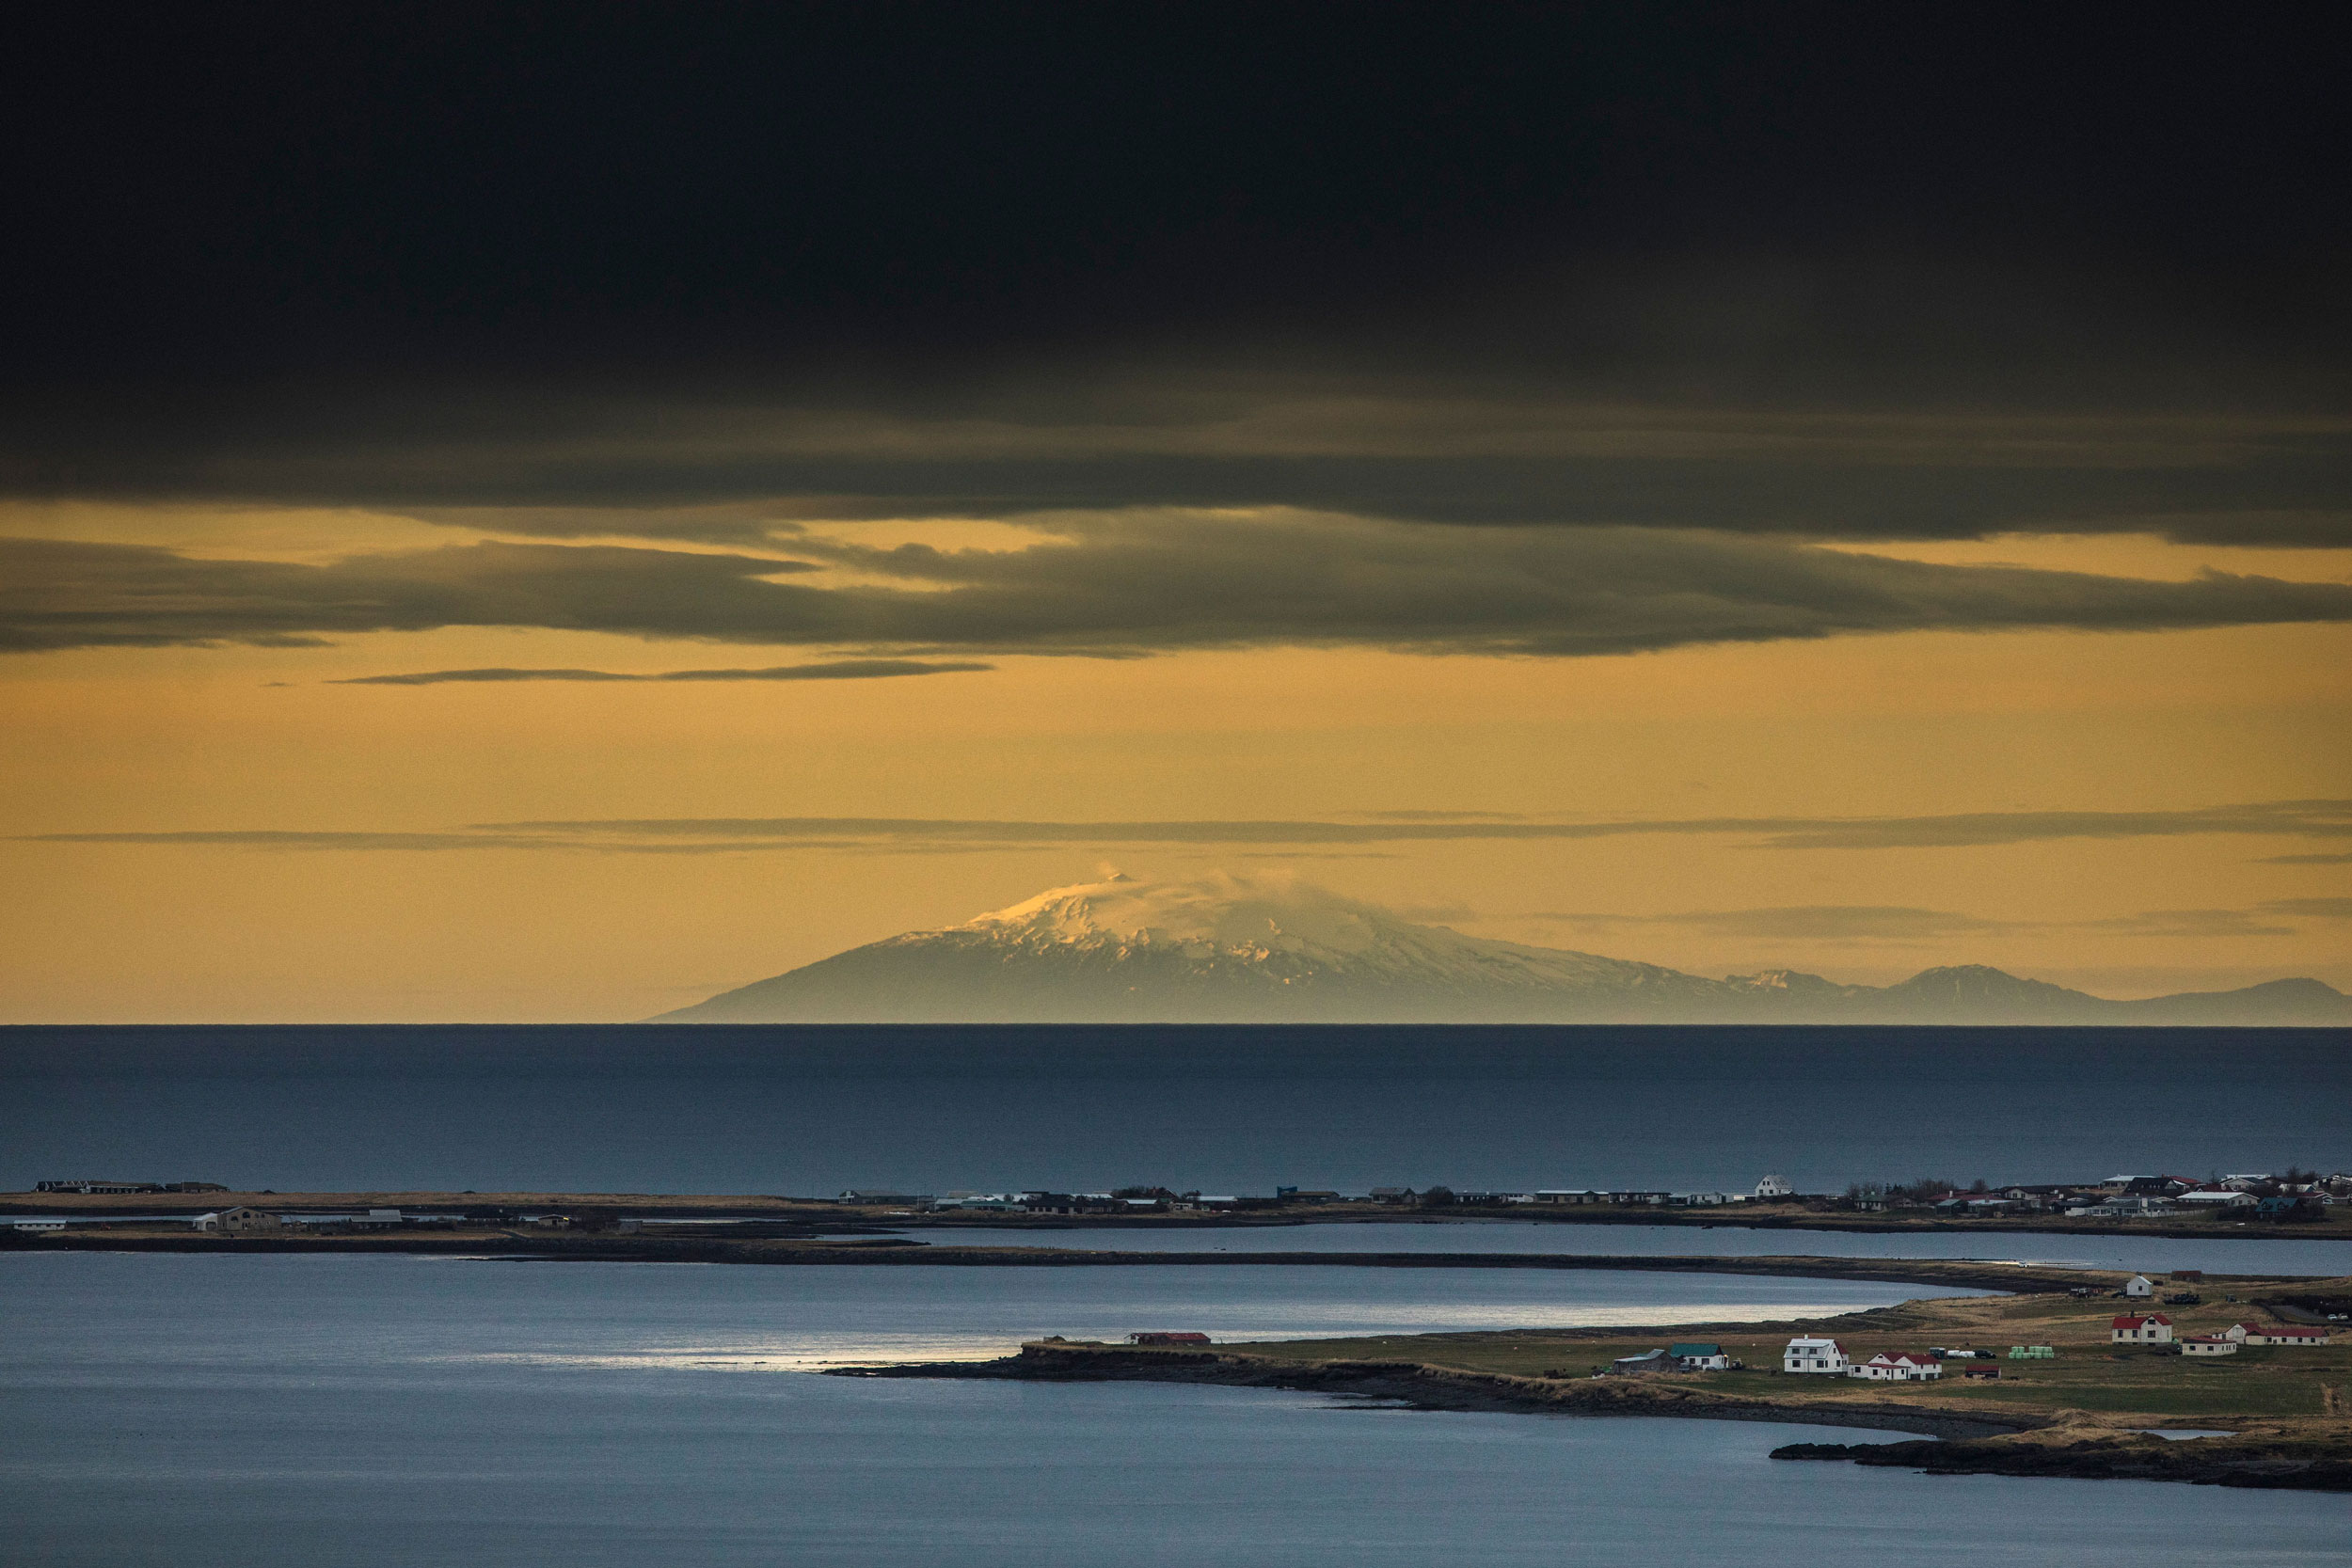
xmin=0 ymin=1232 xmax=2157 ymax=1293
xmin=11 ymin=1191 xmax=2352 ymax=1243
xmin=834 ymin=1342 xmax=2352 ymax=1493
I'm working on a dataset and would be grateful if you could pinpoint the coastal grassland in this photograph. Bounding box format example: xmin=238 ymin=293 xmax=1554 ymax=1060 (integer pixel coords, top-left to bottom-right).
xmin=1212 ymin=1286 xmax=2352 ymax=1422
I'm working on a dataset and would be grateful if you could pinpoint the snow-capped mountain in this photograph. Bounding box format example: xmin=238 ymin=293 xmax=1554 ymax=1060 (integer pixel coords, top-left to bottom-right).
xmin=652 ymin=873 xmax=2351 ymax=1025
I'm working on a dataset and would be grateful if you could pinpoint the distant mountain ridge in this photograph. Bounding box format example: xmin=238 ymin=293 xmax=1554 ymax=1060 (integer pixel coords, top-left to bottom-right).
xmin=655 ymin=874 xmax=2352 ymax=1025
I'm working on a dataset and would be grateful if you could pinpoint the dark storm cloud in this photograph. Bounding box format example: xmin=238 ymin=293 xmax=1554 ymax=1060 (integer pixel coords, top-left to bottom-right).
xmin=3 ymin=7 xmax=2347 ymax=541
xmin=7 ymin=519 xmax=2350 ymax=657
xmin=25 ymin=800 xmax=2351 ymax=856
xmin=332 ymin=659 xmax=990 ymax=686
xmin=13 ymin=406 xmax=2347 ymax=546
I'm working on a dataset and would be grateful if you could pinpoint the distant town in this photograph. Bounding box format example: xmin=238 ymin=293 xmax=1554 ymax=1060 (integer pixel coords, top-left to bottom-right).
xmin=12 ymin=1168 xmax=2348 ymax=1239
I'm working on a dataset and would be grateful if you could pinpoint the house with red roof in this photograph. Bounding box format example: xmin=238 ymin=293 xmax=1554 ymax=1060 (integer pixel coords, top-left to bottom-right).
xmin=1850 ymin=1352 xmax=1943 ymax=1382
xmin=2240 ymin=1323 xmax=2330 ymax=1346
xmin=2110 ymin=1313 xmax=2173 ymax=1343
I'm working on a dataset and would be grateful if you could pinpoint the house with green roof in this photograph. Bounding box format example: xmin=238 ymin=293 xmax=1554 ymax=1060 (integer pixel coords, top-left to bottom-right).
xmin=1671 ymin=1342 xmax=1729 ymax=1370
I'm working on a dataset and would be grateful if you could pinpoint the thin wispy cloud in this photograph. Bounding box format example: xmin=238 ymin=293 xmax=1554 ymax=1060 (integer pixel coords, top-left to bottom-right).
xmin=331 ymin=659 xmax=991 ymax=686
xmin=25 ymin=800 xmax=2350 ymax=856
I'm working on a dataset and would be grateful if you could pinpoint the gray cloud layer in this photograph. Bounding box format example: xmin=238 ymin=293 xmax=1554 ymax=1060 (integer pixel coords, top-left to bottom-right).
xmin=1532 ymin=896 xmax=2352 ymax=942
xmin=332 ymin=659 xmax=990 ymax=686
xmin=26 ymin=800 xmax=2349 ymax=855
xmin=7 ymin=515 xmax=2350 ymax=658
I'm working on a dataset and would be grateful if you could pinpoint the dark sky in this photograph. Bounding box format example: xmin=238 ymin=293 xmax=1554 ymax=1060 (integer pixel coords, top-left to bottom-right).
xmin=8 ymin=4 xmax=2347 ymax=412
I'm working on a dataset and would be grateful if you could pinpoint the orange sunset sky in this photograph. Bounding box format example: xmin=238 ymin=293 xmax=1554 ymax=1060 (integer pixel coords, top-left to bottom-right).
xmin=4 ymin=9 xmax=2346 ymax=1021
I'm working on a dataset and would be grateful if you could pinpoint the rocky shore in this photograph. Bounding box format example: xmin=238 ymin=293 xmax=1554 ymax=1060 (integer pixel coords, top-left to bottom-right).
xmin=835 ymin=1343 xmax=2352 ymax=1493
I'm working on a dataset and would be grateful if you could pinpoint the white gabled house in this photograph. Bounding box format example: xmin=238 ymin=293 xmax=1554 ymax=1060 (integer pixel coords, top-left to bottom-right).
xmin=1783 ymin=1337 xmax=1848 ymax=1373
xmin=1850 ymin=1352 xmax=1942 ymax=1382
xmin=2110 ymin=1313 xmax=2173 ymax=1344
xmin=2122 ymin=1275 xmax=2154 ymax=1297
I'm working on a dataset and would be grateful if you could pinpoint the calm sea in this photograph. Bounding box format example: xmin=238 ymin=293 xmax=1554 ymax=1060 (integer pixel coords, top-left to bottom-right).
xmin=3 ymin=1253 xmax=2344 ymax=1568
xmin=5 ymin=1023 xmax=2347 ymax=1195
xmin=903 ymin=1221 xmax=2352 ymax=1276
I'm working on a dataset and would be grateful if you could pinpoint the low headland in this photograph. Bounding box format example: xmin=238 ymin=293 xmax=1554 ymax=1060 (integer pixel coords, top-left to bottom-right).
xmin=838 ymin=1282 xmax=2352 ymax=1493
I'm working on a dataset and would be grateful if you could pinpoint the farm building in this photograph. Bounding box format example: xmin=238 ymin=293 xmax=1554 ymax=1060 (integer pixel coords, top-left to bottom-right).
xmin=2110 ymin=1314 xmax=2173 ymax=1344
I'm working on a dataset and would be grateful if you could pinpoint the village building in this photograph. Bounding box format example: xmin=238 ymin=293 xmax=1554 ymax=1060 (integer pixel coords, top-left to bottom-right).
xmin=2110 ymin=1313 xmax=2173 ymax=1344
xmin=1671 ymin=1342 xmax=1729 ymax=1370
xmin=2240 ymin=1323 xmax=2330 ymax=1346
xmin=1754 ymin=1174 xmax=1794 ymax=1199
xmin=192 ymin=1207 xmax=282 ymax=1234
xmin=2182 ymin=1335 xmax=2239 ymax=1356
xmin=1851 ymin=1352 xmax=1942 ymax=1382
xmin=2122 ymin=1275 xmax=2154 ymax=1297
xmin=1611 ymin=1349 xmax=1677 ymax=1375
xmin=1783 ymin=1337 xmax=1848 ymax=1373
xmin=1128 ymin=1332 xmax=1212 ymax=1347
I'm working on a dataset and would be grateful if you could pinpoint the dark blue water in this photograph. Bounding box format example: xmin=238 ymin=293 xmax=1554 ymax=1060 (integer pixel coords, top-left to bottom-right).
xmin=6 ymin=1024 xmax=2345 ymax=1194
xmin=4 ymin=1254 xmax=2343 ymax=1568
xmin=903 ymin=1221 xmax=2352 ymax=1276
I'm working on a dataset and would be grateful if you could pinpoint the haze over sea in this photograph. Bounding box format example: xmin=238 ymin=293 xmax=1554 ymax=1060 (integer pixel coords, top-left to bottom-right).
xmin=8 ymin=1024 xmax=2346 ymax=1196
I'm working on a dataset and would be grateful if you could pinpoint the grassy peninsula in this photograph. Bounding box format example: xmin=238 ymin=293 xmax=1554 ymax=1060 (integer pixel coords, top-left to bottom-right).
xmin=845 ymin=1280 xmax=2352 ymax=1492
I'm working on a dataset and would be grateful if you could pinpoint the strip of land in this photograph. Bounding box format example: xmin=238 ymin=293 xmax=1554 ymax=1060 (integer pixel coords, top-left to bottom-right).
xmin=0 ymin=1225 xmax=2251 ymax=1296
xmin=838 ymin=1285 xmax=2352 ymax=1492
xmin=11 ymin=1189 xmax=2352 ymax=1243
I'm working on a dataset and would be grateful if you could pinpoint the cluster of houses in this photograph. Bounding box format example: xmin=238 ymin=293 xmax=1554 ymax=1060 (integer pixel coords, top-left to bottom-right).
xmin=837 ymin=1170 xmax=2351 ymax=1216
xmin=858 ymin=1176 xmax=1804 ymax=1213
xmin=1906 ymin=1172 xmax=2345 ymax=1223
xmin=33 ymin=1178 xmax=229 ymax=1195
xmin=1603 ymin=1308 xmax=2333 ymax=1381
xmin=2110 ymin=1313 xmax=2333 ymax=1354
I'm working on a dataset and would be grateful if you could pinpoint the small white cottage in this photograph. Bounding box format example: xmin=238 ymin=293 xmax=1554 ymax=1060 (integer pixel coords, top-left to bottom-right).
xmin=2122 ymin=1275 xmax=2154 ymax=1297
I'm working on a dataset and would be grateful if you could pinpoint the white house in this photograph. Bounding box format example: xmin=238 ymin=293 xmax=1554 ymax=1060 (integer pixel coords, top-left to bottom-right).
xmin=1755 ymin=1174 xmax=1794 ymax=1199
xmin=2241 ymin=1323 xmax=2330 ymax=1347
xmin=1783 ymin=1337 xmax=1848 ymax=1373
xmin=1851 ymin=1352 xmax=1942 ymax=1382
xmin=1671 ymin=1342 xmax=1729 ymax=1370
xmin=10 ymin=1219 xmax=65 ymax=1232
xmin=2122 ymin=1275 xmax=2154 ymax=1297
xmin=192 ymin=1207 xmax=282 ymax=1234
xmin=2110 ymin=1313 xmax=2173 ymax=1344
xmin=2182 ymin=1336 xmax=2238 ymax=1356
xmin=2177 ymin=1189 xmax=2257 ymax=1209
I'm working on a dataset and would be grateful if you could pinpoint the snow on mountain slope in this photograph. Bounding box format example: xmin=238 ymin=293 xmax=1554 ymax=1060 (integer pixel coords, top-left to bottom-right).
xmin=659 ymin=872 xmax=1734 ymax=1022
xmin=651 ymin=872 xmax=2352 ymax=1024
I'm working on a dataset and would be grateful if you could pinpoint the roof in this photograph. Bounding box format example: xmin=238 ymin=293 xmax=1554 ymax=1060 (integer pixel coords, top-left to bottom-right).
xmin=2183 ymin=1335 xmax=2233 ymax=1345
xmin=2112 ymin=1314 xmax=2171 ymax=1328
xmin=1866 ymin=1352 xmax=1940 ymax=1367
xmin=1785 ymin=1337 xmax=1844 ymax=1351
xmin=1670 ymin=1343 xmax=1722 ymax=1357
